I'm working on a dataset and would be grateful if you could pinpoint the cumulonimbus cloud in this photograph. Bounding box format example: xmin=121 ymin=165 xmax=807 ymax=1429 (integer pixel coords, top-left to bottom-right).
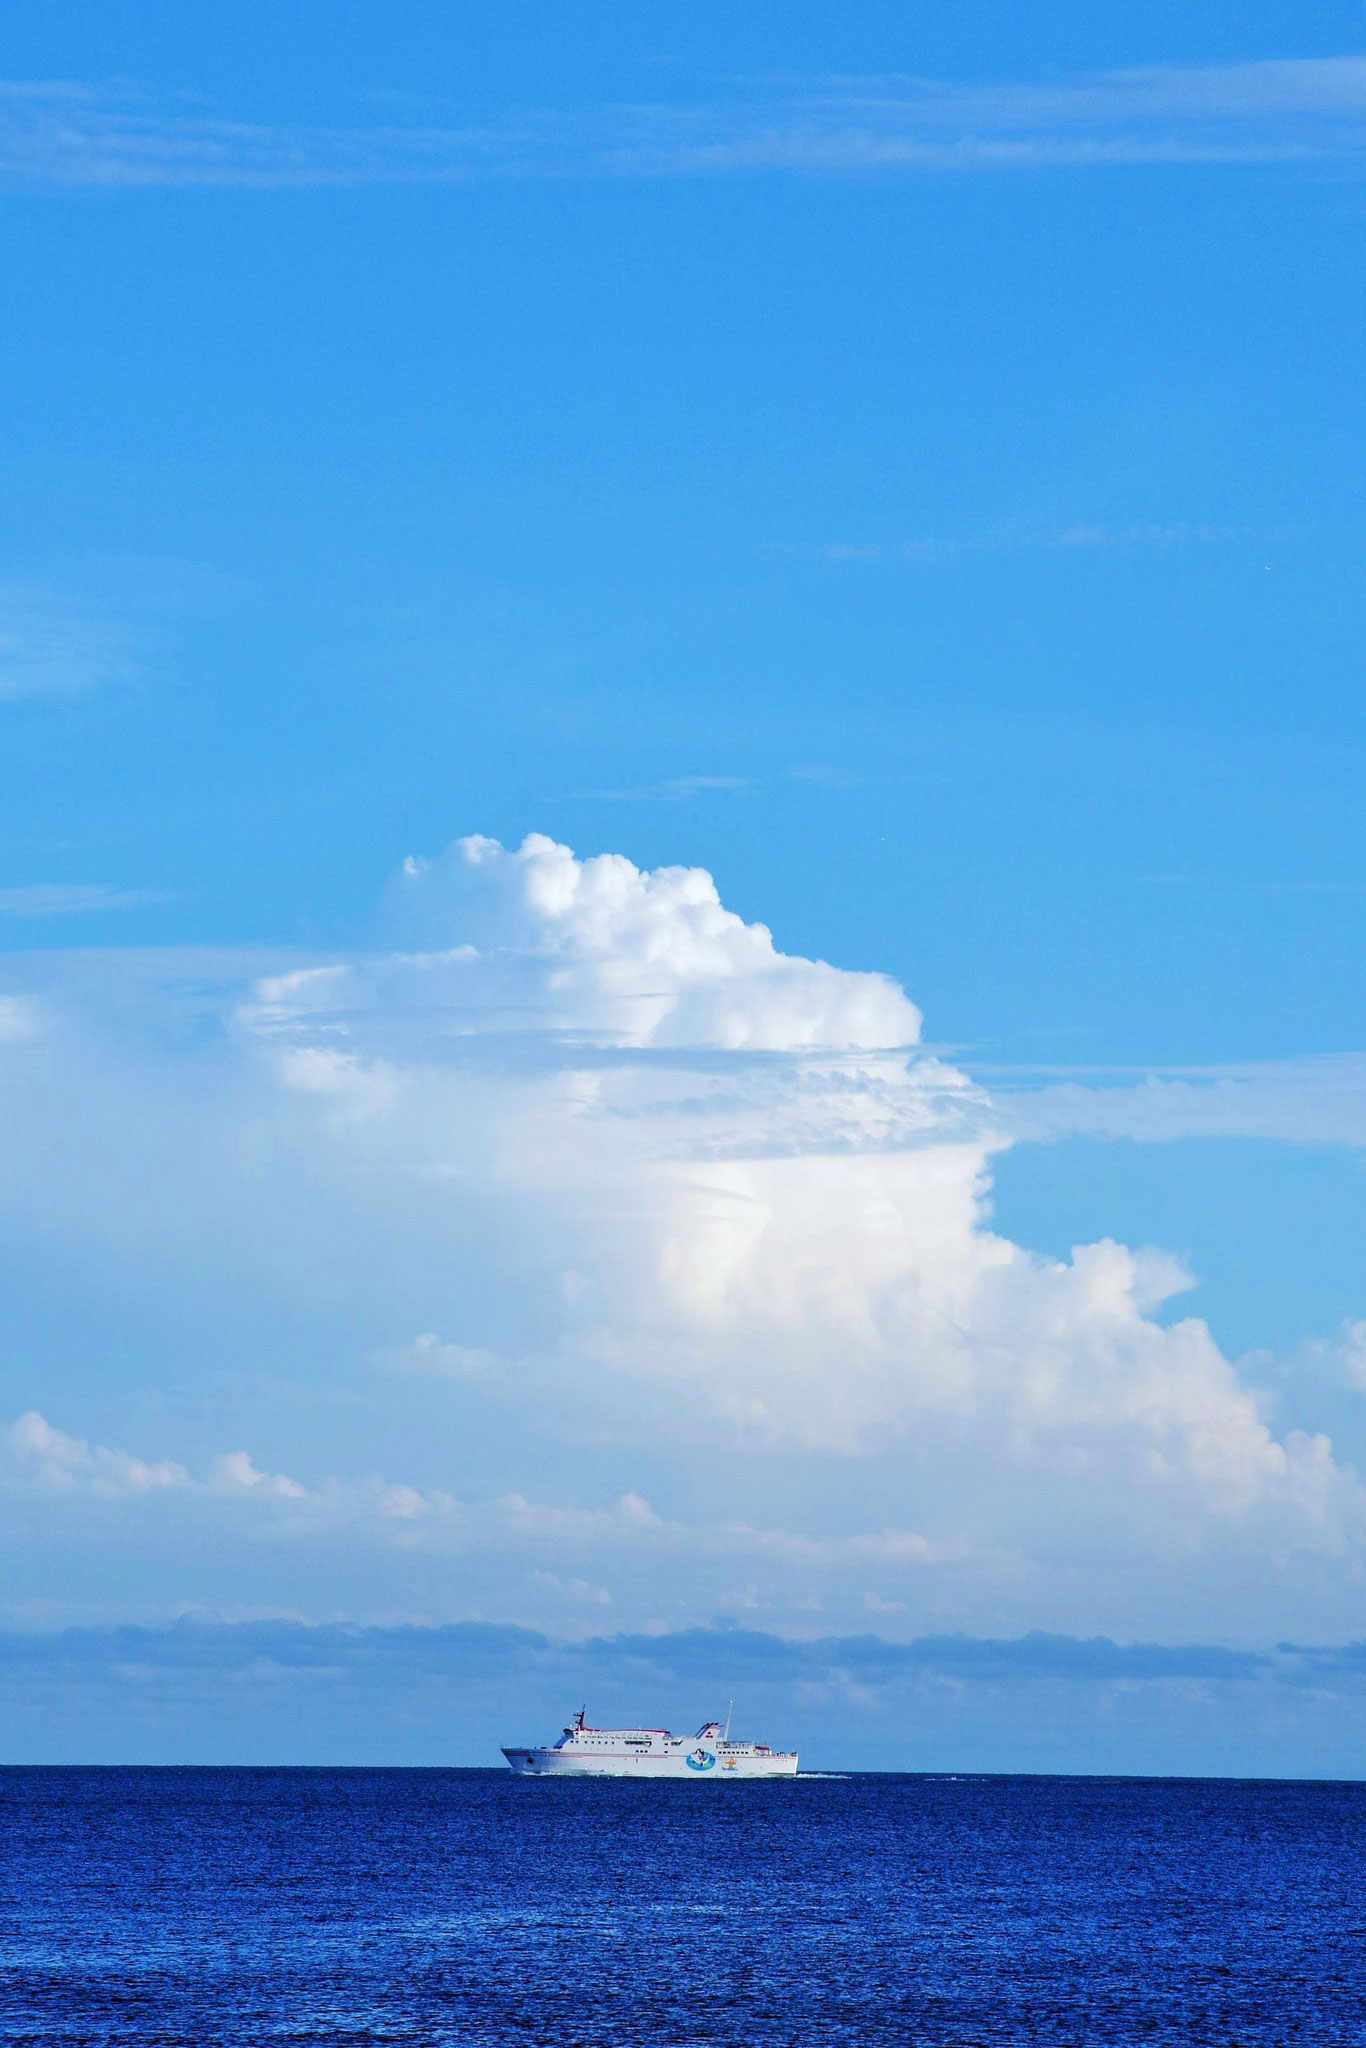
xmin=244 ymin=836 xmax=1354 ymax=1512
xmin=0 ymin=832 xmax=1361 ymax=1638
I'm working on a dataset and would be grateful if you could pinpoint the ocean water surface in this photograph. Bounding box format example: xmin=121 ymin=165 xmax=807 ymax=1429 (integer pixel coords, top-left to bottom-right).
xmin=1 ymin=1768 xmax=1363 ymax=2044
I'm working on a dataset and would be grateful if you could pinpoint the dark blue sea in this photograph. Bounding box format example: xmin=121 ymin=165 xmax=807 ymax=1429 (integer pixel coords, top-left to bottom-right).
xmin=1 ymin=1769 xmax=1364 ymax=2045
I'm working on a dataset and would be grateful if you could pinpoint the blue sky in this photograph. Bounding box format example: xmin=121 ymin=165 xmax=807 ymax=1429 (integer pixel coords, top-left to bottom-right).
xmin=4 ymin=3 xmax=1366 ymax=1768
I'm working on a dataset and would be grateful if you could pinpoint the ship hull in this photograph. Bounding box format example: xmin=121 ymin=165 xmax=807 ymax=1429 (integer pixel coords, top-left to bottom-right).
xmin=502 ymin=1747 xmax=798 ymax=1779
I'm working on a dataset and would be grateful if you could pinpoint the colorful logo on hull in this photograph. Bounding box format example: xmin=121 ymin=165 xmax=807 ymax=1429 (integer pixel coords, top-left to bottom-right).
xmin=686 ymin=1747 xmax=717 ymax=1772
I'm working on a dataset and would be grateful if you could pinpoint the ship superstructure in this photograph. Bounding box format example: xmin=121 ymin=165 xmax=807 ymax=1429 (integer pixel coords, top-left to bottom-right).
xmin=502 ymin=1707 xmax=798 ymax=1778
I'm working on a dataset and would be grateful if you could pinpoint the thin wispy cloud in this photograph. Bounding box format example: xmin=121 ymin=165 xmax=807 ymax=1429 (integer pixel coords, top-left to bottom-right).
xmin=980 ymin=1052 xmax=1366 ymax=1147
xmin=0 ymin=564 xmax=246 ymax=703
xmin=5 ymin=58 xmax=1366 ymax=190
xmin=805 ymin=523 xmax=1241 ymax=567
xmin=0 ymin=585 xmax=140 ymax=700
xmin=789 ymin=767 xmax=862 ymax=788
xmin=579 ymin=774 xmax=751 ymax=802
xmin=0 ymin=884 xmax=170 ymax=918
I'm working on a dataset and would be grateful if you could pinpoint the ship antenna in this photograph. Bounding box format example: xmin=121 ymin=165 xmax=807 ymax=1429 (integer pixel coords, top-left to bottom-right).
xmin=724 ymin=1698 xmax=732 ymax=1741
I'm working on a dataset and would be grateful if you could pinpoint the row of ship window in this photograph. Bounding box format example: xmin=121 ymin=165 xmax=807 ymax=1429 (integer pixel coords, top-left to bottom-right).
xmin=568 ymin=1737 xmax=754 ymax=1750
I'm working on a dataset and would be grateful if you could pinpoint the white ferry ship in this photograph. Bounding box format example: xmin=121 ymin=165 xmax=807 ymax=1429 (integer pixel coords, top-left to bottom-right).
xmin=502 ymin=1707 xmax=798 ymax=1779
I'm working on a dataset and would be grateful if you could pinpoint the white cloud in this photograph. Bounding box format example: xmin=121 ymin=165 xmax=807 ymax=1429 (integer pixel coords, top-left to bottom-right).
xmin=988 ymin=1055 xmax=1366 ymax=1147
xmin=1246 ymin=1319 xmax=1366 ymax=1397
xmin=0 ymin=1412 xmax=993 ymax=1600
xmin=380 ymin=1334 xmax=503 ymax=1381
xmin=7 ymin=59 xmax=1366 ymax=191
xmin=0 ymin=584 xmax=139 ymax=699
xmin=268 ymin=830 xmax=922 ymax=1052
xmin=0 ymin=832 xmax=1363 ymax=1639
xmin=810 ymin=523 xmax=1235 ymax=566
xmin=229 ymin=841 xmax=1335 ymax=1518
xmin=3 ymin=1415 xmax=315 ymax=1506
xmin=0 ymin=885 xmax=167 ymax=918
xmin=535 ymin=1571 xmax=612 ymax=1605
xmin=585 ymin=774 xmax=752 ymax=802
xmin=1338 ymin=1321 xmax=1366 ymax=1390
xmin=0 ymin=996 xmax=39 ymax=1040
xmin=2 ymin=1414 xmax=459 ymax=1531
xmin=206 ymin=1450 xmax=307 ymax=1499
xmin=5 ymin=1412 xmax=189 ymax=1497
xmin=498 ymin=1490 xmax=665 ymax=1542
xmin=232 ymin=835 xmax=1362 ymax=1552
